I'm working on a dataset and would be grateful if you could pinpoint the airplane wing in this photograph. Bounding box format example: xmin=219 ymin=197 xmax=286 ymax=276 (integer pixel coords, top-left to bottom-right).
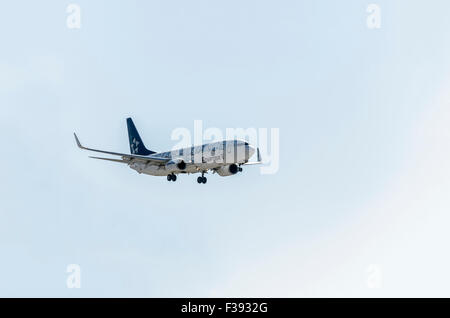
xmin=74 ymin=133 xmax=169 ymax=164
xmin=243 ymin=161 xmax=262 ymax=165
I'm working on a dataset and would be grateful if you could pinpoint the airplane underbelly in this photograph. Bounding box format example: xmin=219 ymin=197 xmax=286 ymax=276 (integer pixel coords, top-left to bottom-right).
xmin=130 ymin=159 xmax=229 ymax=177
xmin=130 ymin=162 xmax=167 ymax=176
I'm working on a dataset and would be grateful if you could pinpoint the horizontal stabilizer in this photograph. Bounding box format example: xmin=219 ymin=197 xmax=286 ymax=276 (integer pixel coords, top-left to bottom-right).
xmin=89 ymin=156 xmax=129 ymax=164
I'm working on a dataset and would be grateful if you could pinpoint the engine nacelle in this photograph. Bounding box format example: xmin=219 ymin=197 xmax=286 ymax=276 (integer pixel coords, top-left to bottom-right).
xmin=165 ymin=158 xmax=186 ymax=172
xmin=216 ymin=164 xmax=239 ymax=177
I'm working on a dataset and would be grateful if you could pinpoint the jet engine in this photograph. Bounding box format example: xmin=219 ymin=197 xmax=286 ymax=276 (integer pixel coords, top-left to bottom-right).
xmin=216 ymin=164 xmax=239 ymax=176
xmin=165 ymin=158 xmax=186 ymax=172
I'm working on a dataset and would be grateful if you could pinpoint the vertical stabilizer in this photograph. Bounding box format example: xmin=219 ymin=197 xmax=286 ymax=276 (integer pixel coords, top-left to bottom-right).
xmin=126 ymin=118 xmax=155 ymax=155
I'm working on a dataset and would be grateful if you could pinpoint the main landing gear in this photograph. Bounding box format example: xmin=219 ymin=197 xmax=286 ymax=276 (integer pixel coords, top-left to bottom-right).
xmin=167 ymin=173 xmax=177 ymax=182
xmin=197 ymin=172 xmax=207 ymax=184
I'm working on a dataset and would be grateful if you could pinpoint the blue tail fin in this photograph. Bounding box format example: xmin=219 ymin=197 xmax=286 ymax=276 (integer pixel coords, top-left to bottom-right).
xmin=126 ymin=118 xmax=155 ymax=155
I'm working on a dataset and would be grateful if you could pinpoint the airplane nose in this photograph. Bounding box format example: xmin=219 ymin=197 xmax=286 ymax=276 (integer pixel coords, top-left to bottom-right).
xmin=246 ymin=144 xmax=255 ymax=158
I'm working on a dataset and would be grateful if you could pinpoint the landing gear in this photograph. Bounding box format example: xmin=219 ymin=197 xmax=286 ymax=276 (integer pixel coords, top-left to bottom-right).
xmin=197 ymin=176 xmax=207 ymax=184
xmin=197 ymin=172 xmax=207 ymax=184
xmin=167 ymin=173 xmax=177 ymax=182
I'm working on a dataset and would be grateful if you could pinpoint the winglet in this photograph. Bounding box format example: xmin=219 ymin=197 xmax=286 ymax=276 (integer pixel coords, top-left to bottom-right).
xmin=74 ymin=133 xmax=82 ymax=148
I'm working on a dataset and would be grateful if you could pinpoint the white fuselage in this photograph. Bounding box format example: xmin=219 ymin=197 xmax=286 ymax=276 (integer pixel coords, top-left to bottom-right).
xmin=129 ymin=140 xmax=255 ymax=176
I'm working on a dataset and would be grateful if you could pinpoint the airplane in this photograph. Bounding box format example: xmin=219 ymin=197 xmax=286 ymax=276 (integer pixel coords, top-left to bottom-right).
xmin=74 ymin=118 xmax=262 ymax=184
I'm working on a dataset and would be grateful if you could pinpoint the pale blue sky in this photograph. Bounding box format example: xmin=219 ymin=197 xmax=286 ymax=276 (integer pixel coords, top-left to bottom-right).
xmin=1 ymin=0 xmax=450 ymax=297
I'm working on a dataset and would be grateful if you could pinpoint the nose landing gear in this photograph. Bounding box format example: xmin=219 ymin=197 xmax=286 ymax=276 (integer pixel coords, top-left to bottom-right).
xmin=197 ymin=176 xmax=207 ymax=184
xmin=167 ymin=173 xmax=177 ymax=182
xmin=197 ymin=172 xmax=207 ymax=184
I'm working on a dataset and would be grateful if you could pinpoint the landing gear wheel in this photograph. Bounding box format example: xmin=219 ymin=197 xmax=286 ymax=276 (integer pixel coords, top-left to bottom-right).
xmin=197 ymin=171 xmax=207 ymax=184
xmin=167 ymin=174 xmax=172 ymax=181
xmin=171 ymin=174 xmax=177 ymax=182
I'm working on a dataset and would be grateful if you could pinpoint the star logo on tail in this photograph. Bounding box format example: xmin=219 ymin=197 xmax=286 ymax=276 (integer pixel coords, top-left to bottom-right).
xmin=131 ymin=138 xmax=140 ymax=154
